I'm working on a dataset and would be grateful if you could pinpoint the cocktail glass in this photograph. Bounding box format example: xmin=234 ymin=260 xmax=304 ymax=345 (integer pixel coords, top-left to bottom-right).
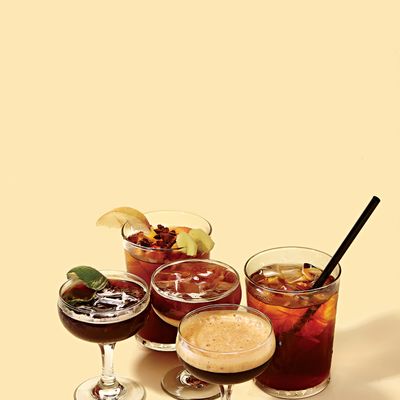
xmin=58 ymin=270 xmax=150 ymax=400
xmin=152 ymin=259 xmax=242 ymax=400
xmin=122 ymin=210 xmax=212 ymax=351
xmin=176 ymin=304 xmax=276 ymax=400
xmin=245 ymin=246 xmax=341 ymax=398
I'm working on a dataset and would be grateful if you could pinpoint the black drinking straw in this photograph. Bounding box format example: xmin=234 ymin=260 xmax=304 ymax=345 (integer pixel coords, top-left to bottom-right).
xmin=289 ymin=195 xmax=380 ymax=334
xmin=312 ymin=195 xmax=381 ymax=289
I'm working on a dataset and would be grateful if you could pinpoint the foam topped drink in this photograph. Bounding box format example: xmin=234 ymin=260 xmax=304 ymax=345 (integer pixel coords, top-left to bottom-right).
xmin=96 ymin=208 xmax=214 ymax=351
xmin=176 ymin=308 xmax=276 ymax=385
xmin=245 ymin=247 xmax=341 ymax=399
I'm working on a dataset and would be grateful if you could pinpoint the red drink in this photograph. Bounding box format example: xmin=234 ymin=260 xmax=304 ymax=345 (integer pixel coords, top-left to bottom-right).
xmin=152 ymin=260 xmax=242 ymax=326
xmin=245 ymin=247 xmax=341 ymax=398
xmin=121 ymin=210 xmax=213 ymax=351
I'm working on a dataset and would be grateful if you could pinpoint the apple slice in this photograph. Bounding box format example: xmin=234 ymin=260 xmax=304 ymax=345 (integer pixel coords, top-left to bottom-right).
xmin=188 ymin=228 xmax=214 ymax=253
xmin=96 ymin=207 xmax=151 ymax=233
xmin=176 ymin=232 xmax=198 ymax=256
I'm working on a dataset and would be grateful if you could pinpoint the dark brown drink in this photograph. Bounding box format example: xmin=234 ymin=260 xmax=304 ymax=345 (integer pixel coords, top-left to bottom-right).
xmin=58 ymin=278 xmax=150 ymax=343
xmin=57 ymin=270 xmax=151 ymax=400
xmin=179 ymin=359 xmax=271 ymax=385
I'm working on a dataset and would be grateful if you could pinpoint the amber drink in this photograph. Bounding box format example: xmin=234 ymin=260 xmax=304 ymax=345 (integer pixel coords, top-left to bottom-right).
xmin=121 ymin=210 xmax=212 ymax=351
xmin=245 ymin=247 xmax=341 ymax=399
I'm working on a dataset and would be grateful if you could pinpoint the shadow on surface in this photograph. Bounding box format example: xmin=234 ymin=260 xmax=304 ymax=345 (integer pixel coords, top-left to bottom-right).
xmin=318 ymin=312 xmax=400 ymax=399
xmin=128 ymin=313 xmax=400 ymax=399
xmin=130 ymin=347 xmax=180 ymax=393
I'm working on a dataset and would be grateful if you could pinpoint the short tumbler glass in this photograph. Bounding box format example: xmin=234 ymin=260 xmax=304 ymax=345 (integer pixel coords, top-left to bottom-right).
xmin=122 ymin=210 xmax=212 ymax=351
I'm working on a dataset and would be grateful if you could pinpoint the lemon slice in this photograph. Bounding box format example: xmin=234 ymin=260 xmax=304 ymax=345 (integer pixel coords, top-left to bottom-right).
xmin=188 ymin=228 xmax=215 ymax=253
xmin=67 ymin=266 xmax=108 ymax=291
xmin=176 ymin=232 xmax=198 ymax=256
xmin=96 ymin=207 xmax=151 ymax=233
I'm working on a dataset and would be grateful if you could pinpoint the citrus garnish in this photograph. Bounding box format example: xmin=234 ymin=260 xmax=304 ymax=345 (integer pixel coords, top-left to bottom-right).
xmin=96 ymin=207 xmax=151 ymax=233
xmin=176 ymin=232 xmax=198 ymax=256
xmin=188 ymin=228 xmax=215 ymax=253
xmin=67 ymin=266 xmax=108 ymax=291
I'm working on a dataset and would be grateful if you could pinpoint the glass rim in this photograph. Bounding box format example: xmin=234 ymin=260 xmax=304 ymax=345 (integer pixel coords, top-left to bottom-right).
xmin=121 ymin=210 xmax=212 ymax=252
xmin=58 ymin=269 xmax=150 ymax=316
xmin=151 ymin=258 xmax=241 ymax=304
xmin=178 ymin=303 xmax=275 ymax=354
xmin=244 ymin=246 xmax=342 ymax=295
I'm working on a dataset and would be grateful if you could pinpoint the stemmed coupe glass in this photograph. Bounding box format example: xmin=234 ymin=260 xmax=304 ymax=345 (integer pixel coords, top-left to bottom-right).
xmin=58 ymin=270 xmax=150 ymax=400
xmin=176 ymin=304 xmax=276 ymax=400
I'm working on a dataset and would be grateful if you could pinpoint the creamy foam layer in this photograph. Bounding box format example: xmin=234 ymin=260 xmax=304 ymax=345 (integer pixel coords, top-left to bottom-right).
xmin=176 ymin=310 xmax=275 ymax=373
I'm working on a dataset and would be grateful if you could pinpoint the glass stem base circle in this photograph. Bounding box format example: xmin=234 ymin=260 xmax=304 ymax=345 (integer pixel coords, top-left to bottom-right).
xmin=161 ymin=366 xmax=220 ymax=400
xmin=255 ymin=376 xmax=330 ymax=399
xmin=135 ymin=333 xmax=176 ymax=352
xmin=74 ymin=376 xmax=145 ymax=400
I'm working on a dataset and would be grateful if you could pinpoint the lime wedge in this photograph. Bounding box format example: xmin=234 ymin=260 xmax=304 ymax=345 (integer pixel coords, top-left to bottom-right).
xmin=96 ymin=207 xmax=151 ymax=233
xmin=176 ymin=232 xmax=198 ymax=256
xmin=67 ymin=266 xmax=108 ymax=291
xmin=188 ymin=229 xmax=215 ymax=253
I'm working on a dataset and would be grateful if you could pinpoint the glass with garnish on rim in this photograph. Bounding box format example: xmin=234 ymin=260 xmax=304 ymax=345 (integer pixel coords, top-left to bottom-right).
xmin=96 ymin=208 xmax=213 ymax=352
xmin=58 ymin=267 xmax=150 ymax=400
xmin=122 ymin=210 xmax=213 ymax=351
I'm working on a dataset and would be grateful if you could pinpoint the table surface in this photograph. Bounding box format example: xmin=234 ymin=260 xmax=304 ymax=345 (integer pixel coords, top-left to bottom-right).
xmin=50 ymin=263 xmax=400 ymax=400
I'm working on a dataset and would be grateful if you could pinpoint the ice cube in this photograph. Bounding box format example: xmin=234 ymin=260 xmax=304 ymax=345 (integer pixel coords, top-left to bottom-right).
xmin=278 ymin=264 xmax=305 ymax=284
xmin=94 ymin=291 xmax=138 ymax=310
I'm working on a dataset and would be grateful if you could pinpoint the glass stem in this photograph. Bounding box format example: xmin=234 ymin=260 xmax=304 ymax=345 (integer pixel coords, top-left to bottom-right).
xmin=219 ymin=385 xmax=232 ymax=400
xmin=99 ymin=343 xmax=117 ymax=388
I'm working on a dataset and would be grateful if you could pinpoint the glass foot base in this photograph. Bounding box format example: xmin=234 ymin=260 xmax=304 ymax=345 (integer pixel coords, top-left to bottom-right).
xmin=161 ymin=366 xmax=220 ymax=400
xmin=135 ymin=333 xmax=176 ymax=352
xmin=74 ymin=376 xmax=145 ymax=400
xmin=255 ymin=376 xmax=330 ymax=399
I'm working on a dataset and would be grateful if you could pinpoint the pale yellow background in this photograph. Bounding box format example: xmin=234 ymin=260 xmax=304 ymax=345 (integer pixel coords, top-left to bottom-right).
xmin=1 ymin=1 xmax=399 ymax=399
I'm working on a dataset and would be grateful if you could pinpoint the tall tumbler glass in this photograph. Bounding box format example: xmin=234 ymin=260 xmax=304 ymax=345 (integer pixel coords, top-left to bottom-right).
xmin=245 ymin=246 xmax=341 ymax=399
xmin=122 ymin=210 xmax=212 ymax=351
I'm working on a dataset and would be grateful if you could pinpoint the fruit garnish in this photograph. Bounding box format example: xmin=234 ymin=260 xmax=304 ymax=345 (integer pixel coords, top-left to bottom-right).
xmin=67 ymin=266 xmax=108 ymax=291
xmin=173 ymin=226 xmax=191 ymax=234
xmin=96 ymin=207 xmax=151 ymax=234
xmin=176 ymin=232 xmax=198 ymax=256
xmin=188 ymin=228 xmax=215 ymax=253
